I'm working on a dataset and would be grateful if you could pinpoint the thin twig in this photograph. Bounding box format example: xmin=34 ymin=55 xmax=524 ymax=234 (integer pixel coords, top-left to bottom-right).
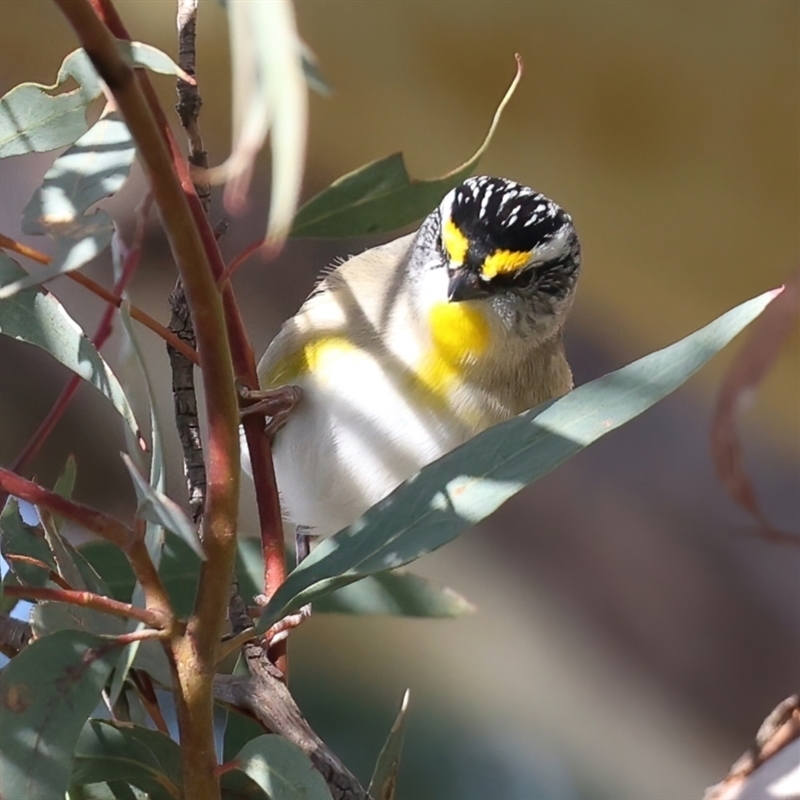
xmin=0 ymin=233 xmax=198 ymax=364
xmin=6 ymin=194 xmax=156 ymax=480
xmin=3 ymin=554 xmax=74 ymax=591
xmin=169 ymin=0 xmax=209 ymax=526
xmin=0 ymin=467 xmax=132 ymax=548
xmin=2 ymin=585 xmax=166 ymax=627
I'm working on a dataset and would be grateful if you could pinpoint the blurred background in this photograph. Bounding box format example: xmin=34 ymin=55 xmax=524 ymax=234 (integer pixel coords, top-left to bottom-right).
xmin=1 ymin=1 xmax=798 ymax=798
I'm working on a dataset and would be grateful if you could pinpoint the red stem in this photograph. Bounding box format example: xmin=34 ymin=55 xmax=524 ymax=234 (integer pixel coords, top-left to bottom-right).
xmin=0 ymin=467 xmax=132 ymax=548
xmin=3 ymin=585 xmax=164 ymax=627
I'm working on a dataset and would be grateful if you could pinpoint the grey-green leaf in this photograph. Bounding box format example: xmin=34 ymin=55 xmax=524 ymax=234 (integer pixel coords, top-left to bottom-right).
xmin=72 ymin=720 xmax=181 ymax=800
xmin=0 ymin=498 xmax=54 ymax=588
xmin=258 ymin=289 xmax=778 ymax=631
xmin=314 ymin=570 xmax=474 ymax=617
xmin=0 ymin=43 xmax=189 ymax=159
xmin=369 ymin=690 xmax=410 ymax=800
xmin=0 ymin=113 xmax=136 ymax=300
xmin=232 ymin=735 xmax=333 ymax=800
xmin=121 ymin=454 xmax=204 ymax=560
xmin=0 ymin=253 xmax=140 ymax=438
xmin=0 ymin=631 xmax=118 ymax=800
xmin=290 ymin=57 xmax=521 ymax=238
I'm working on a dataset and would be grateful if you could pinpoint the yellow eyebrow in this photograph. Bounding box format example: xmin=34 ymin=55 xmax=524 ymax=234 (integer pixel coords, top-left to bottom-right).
xmin=481 ymin=249 xmax=532 ymax=279
xmin=442 ymin=217 xmax=469 ymax=264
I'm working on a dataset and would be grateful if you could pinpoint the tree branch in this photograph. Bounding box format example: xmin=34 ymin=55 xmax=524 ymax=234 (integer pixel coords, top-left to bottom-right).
xmin=55 ymin=3 xmax=241 ymax=798
xmin=2 ymin=585 xmax=166 ymax=627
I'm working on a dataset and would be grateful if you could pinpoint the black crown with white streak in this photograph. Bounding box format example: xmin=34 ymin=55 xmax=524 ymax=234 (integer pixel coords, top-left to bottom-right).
xmin=450 ymin=176 xmax=569 ymax=260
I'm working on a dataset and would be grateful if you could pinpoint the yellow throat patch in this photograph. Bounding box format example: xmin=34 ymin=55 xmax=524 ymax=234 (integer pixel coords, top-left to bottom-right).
xmin=416 ymin=301 xmax=490 ymax=402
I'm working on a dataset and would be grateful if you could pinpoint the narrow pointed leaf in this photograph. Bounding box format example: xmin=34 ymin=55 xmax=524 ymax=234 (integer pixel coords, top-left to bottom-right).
xmin=235 ymin=537 xmax=473 ymax=617
xmin=258 ymin=290 xmax=778 ymax=631
xmin=233 ymin=735 xmax=333 ymax=800
xmin=0 ymin=254 xmax=140 ymax=438
xmin=0 ymin=498 xmax=54 ymax=588
xmin=0 ymin=631 xmax=119 ymax=800
xmin=290 ymin=56 xmax=522 ymax=238
xmin=72 ymin=720 xmax=181 ymax=800
xmin=121 ymin=454 xmax=204 ymax=560
xmin=369 ymin=690 xmax=410 ymax=800
xmin=109 ymin=304 xmax=168 ymax=705
xmin=313 ymin=569 xmax=474 ymax=617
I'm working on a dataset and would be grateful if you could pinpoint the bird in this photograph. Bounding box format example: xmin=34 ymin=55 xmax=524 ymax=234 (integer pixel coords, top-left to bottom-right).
xmin=250 ymin=175 xmax=582 ymax=543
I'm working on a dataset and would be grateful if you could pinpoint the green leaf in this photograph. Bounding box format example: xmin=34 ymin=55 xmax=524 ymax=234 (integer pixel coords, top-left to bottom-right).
xmin=257 ymin=290 xmax=778 ymax=631
xmin=22 ymin=114 xmax=135 ymax=232
xmin=0 ymin=113 xmax=136 ymax=300
xmin=72 ymin=720 xmax=181 ymax=800
xmin=109 ymin=304 xmax=169 ymax=705
xmin=0 ymin=498 xmax=54 ymax=588
xmin=313 ymin=569 xmax=474 ymax=617
xmin=0 ymin=50 xmax=102 ymax=158
xmin=0 ymin=43 xmax=190 ymax=159
xmin=30 ymin=592 xmax=127 ymax=640
xmin=290 ymin=57 xmax=521 ymax=238
xmin=119 ymin=42 xmax=194 ymax=82
xmin=53 ymin=454 xmax=78 ymax=502
xmin=369 ymin=690 xmax=410 ymax=800
xmin=121 ymin=454 xmax=204 ymax=561
xmin=220 ymin=769 xmax=271 ymax=800
xmin=232 ymin=735 xmax=333 ymax=800
xmin=0 ymin=631 xmax=119 ymax=800
xmin=0 ymin=253 xmax=140 ymax=438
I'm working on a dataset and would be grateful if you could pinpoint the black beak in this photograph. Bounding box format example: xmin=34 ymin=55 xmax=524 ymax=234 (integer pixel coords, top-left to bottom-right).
xmin=447 ymin=269 xmax=489 ymax=302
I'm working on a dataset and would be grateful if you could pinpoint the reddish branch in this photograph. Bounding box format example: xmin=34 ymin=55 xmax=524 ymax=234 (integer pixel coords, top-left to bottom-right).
xmin=0 ymin=467 xmax=133 ymax=548
xmin=0 ymin=468 xmax=175 ymax=630
xmin=2 ymin=585 xmax=166 ymax=627
xmin=7 ymin=194 xmax=155 ymax=479
xmin=0 ymin=233 xmax=197 ymax=364
xmin=85 ymin=0 xmax=286 ymax=605
xmin=54 ymin=2 xmax=243 ymax=797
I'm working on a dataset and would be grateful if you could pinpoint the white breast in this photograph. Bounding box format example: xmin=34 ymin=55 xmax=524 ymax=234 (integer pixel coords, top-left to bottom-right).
xmin=271 ymin=342 xmax=471 ymax=538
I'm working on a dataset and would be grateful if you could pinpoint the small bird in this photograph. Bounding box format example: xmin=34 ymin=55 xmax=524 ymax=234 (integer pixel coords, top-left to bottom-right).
xmin=254 ymin=175 xmax=581 ymax=541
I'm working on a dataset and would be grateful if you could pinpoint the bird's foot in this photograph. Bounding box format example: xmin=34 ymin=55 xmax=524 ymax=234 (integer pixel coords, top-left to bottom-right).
xmin=251 ymin=593 xmax=312 ymax=646
xmin=238 ymin=384 xmax=302 ymax=439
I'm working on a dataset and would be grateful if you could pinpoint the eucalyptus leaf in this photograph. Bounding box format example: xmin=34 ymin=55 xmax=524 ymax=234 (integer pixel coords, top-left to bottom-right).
xmin=313 ymin=569 xmax=474 ymax=617
xmin=0 ymin=113 xmax=136 ymax=300
xmin=290 ymin=57 xmax=522 ymax=238
xmin=257 ymin=290 xmax=778 ymax=631
xmin=219 ymin=769 xmax=271 ymax=800
xmin=369 ymin=690 xmax=410 ymax=800
xmin=214 ymin=0 xmax=307 ymax=245
xmin=109 ymin=303 xmax=168 ymax=705
xmin=0 ymin=631 xmax=119 ymax=800
xmin=121 ymin=454 xmax=204 ymax=561
xmin=0 ymin=43 xmax=190 ymax=158
xmin=0 ymin=49 xmax=102 ymax=158
xmin=0 ymin=253 xmax=141 ymax=438
xmin=0 ymin=497 xmax=55 ymax=588
xmin=72 ymin=720 xmax=181 ymax=800
xmin=232 ymin=735 xmax=333 ymax=800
